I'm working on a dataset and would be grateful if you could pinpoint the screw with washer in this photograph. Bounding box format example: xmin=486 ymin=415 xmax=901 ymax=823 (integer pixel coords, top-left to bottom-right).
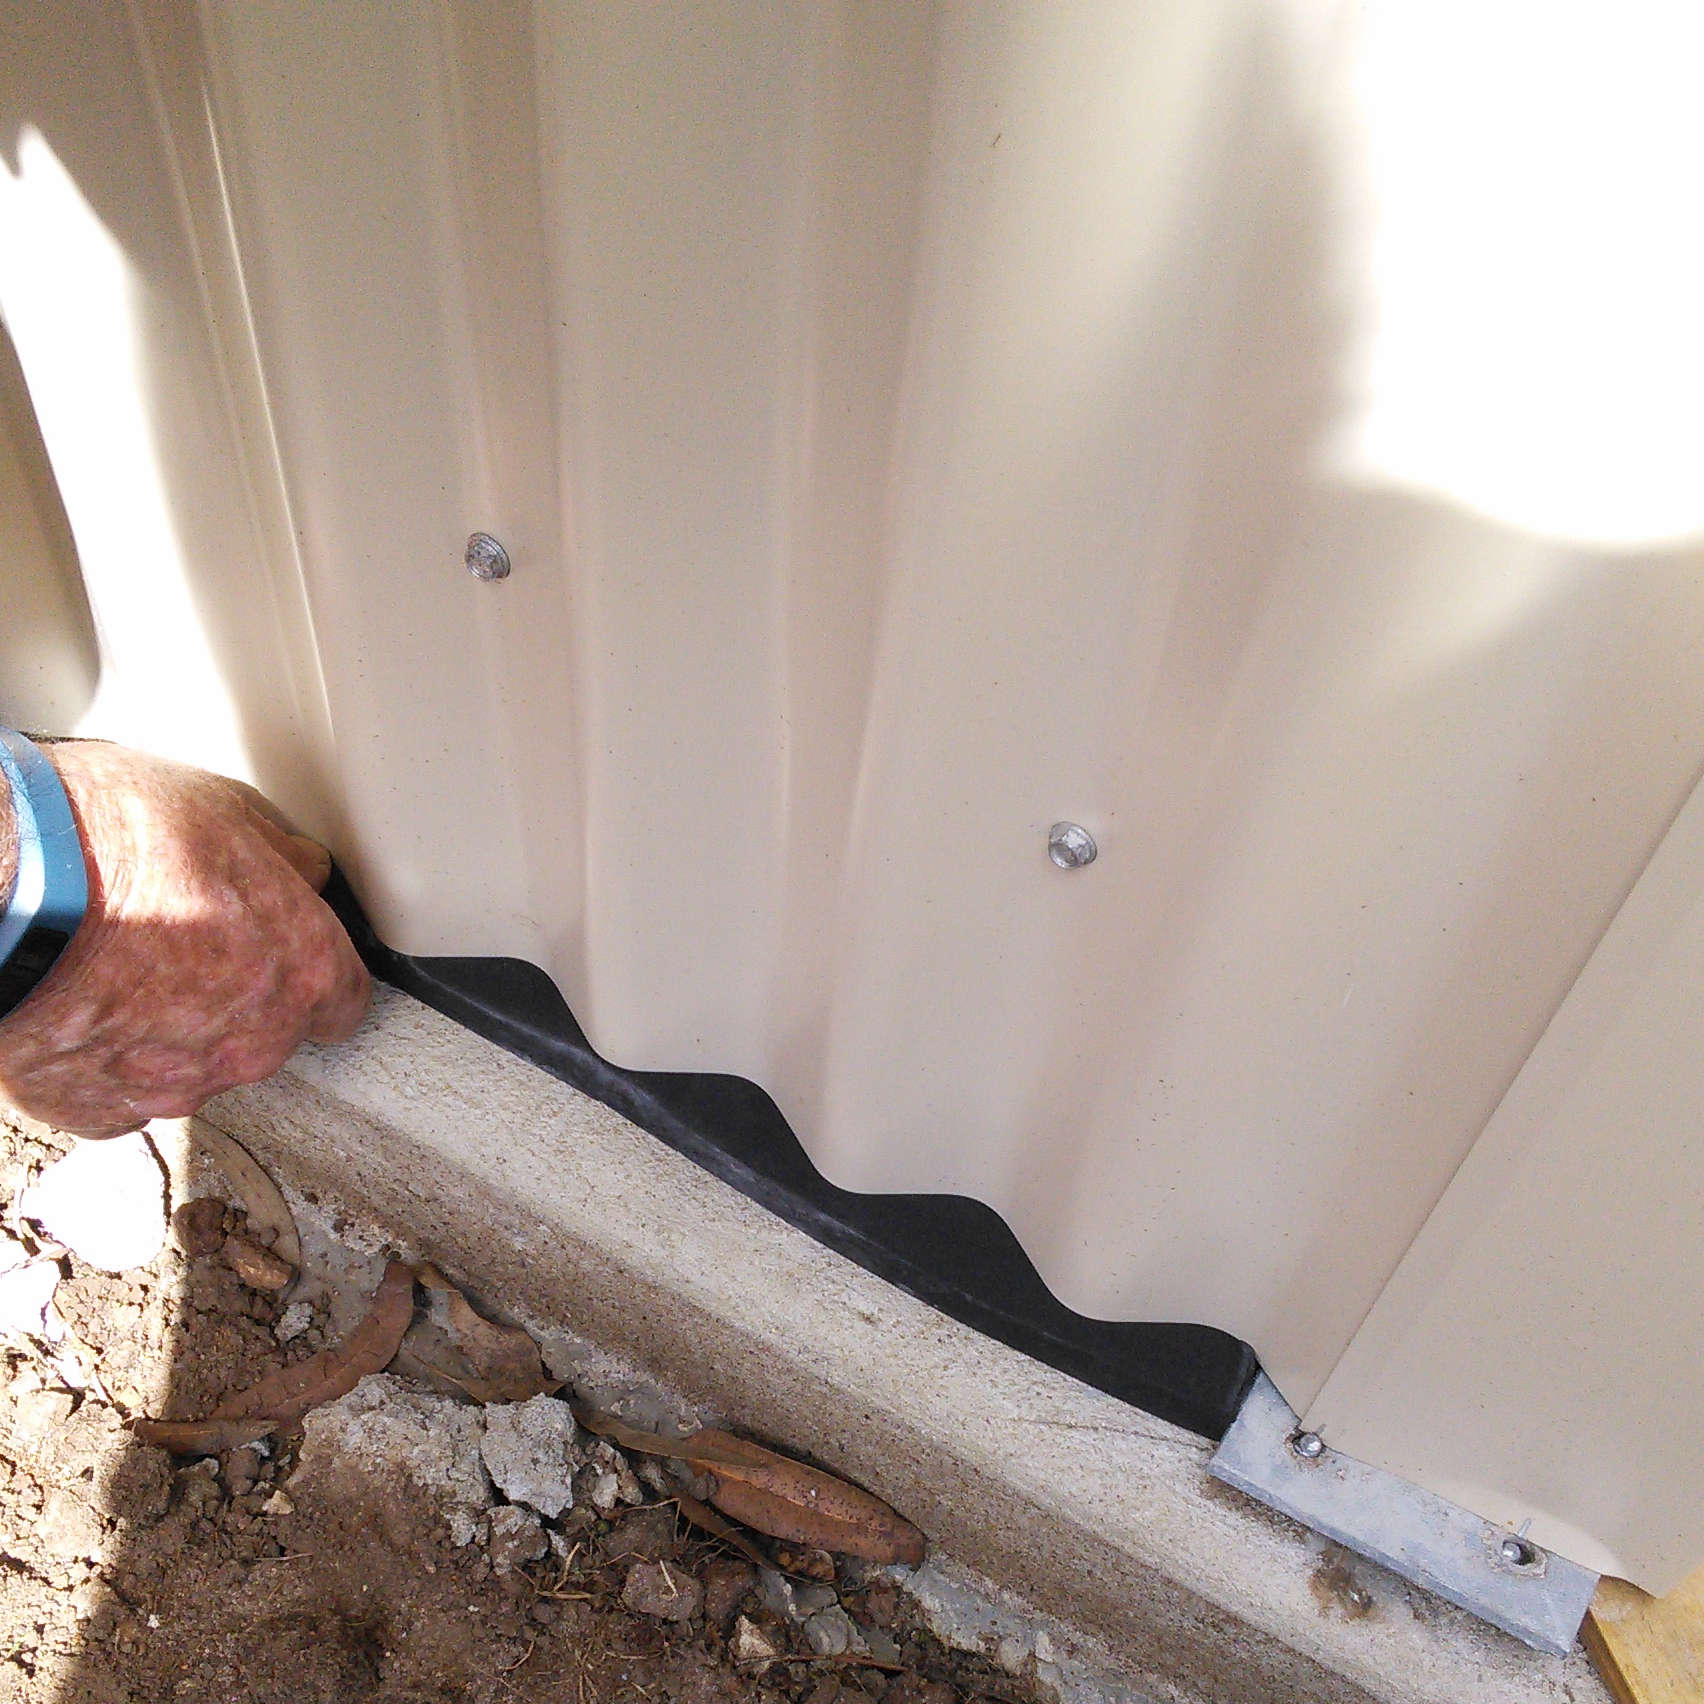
xmin=1048 ymin=822 xmax=1097 ymax=869
xmin=1290 ymin=1431 xmax=1326 ymax=1460
xmin=465 ymin=532 xmax=511 ymax=581
xmin=1498 ymin=1536 xmax=1540 ymax=1569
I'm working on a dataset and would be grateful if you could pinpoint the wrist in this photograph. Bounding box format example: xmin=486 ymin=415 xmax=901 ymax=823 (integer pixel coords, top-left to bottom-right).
xmin=0 ymin=732 xmax=92 ymax=1028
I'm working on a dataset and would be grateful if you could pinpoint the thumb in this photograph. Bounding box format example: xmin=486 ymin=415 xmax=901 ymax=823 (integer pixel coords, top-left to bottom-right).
xmin=235 ymin=796 xmax=334 ymax=893
xmin=281 ymin=833 xmax=333 ymax=894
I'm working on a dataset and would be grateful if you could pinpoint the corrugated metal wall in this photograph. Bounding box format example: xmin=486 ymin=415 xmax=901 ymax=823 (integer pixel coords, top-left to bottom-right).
xmin=4 ymin=0 xmax=1703 ymax=1590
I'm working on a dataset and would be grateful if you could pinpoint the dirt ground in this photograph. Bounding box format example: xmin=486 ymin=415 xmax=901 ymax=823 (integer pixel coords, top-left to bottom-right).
xmin=0 ymin=1115 xmax=1053 ymax=1704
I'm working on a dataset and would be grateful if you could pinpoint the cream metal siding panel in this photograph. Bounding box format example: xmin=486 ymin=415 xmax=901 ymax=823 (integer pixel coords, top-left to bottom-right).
xmin=4 ymin=0 xmax=1704 ymax=1589
xmin=1305 ymin=769 xmax=1704 ymax=1595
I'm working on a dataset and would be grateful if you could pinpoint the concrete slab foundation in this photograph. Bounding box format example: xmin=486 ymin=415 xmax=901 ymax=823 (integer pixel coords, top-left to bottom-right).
xmin=207 ymin=989 xmax=1610 ymax=1704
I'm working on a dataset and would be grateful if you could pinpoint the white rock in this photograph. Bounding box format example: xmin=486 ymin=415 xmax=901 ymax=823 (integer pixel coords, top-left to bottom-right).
xmin=731 ymin=1615 xmax=780 ymax=1666
xmin=293 ymin=1374 xmax=493 ymax=1545
xmin=18 ymin=1131 xmax=167 ymax=1272
xmin=274 ymin=1300 xmax=315 ymax=1343
xmin=583 ymin=1467 xmax=621 ymax=1514
xmin=0 ymin=1257 xmax=63 ymax=1341
xmin=587 ymin=1438 xmax=645 ymax=1506
xmin=479 ymin=1394 xmax=582 ymax=1519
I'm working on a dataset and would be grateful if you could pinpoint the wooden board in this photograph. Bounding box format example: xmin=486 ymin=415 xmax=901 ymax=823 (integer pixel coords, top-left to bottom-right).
xmin=1584 ymin=1568 xmax=1704 ymax=1704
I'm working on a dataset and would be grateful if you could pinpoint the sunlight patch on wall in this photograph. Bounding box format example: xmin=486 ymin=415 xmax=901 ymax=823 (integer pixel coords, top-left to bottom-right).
xmin=0 ymin=129 xmax=249 ymax=779
xmin=1325 ymin=0 xmax=1704 ymax=551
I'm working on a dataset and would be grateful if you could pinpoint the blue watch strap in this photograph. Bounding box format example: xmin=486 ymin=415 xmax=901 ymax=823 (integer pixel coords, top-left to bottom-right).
xmin=0 ymin=730 xmax=88 ymax=1020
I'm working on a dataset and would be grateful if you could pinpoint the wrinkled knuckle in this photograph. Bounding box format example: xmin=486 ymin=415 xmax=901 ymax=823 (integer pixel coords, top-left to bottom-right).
xmin=279 ymin=947 xmax=333 ymax=1012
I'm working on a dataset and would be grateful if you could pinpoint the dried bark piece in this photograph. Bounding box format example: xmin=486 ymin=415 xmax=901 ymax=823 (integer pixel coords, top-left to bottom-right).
xmin=220 ymin=1232 xmax=296 ymax=1293
xmin=214 ymin=1260 xmax=414 ymax=1423
xmin=407 ymin=1263 xmax=553 ymax=1403
xmin=675 ymin=1492 xmax=773 ymax=1570
xmin=130 ymin=1416 xmax=273 ymax=1455
xmin=573 ymin=1406 xmax=706 ymax=1459
xmin=192 ymin=1122 xmax=301 ymax=1271
xmin=703 ymin=1474 xmax=925 ymax=1569
xmin=575 ymin=1405 xmax=926 ymax=1567
xmin=132 ymin=1261 xmax=416 ymax=1455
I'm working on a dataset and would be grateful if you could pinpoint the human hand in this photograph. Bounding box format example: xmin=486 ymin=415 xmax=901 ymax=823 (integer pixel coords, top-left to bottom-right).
xmin=0 ymin=742 xmax=371 ymax=1136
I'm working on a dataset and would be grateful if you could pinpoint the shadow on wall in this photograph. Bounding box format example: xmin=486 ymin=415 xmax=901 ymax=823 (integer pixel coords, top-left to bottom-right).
xmin=0 ymin=315 xmax=97 ymax=733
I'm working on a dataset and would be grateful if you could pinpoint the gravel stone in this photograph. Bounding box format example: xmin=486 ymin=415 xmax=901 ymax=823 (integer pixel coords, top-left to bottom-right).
xmin=577 ymin=1463 xmax=622 ymax=1513
xmin=485 ymin=1504 xmax=548 ymax=1574
xmin=757 ymin=1568 xmax=798 ymax=1620
xmin=600 ymin=1502 xmax=679 ymax=1563
xmin=794 ymin=1583 xmax=840 ymax=1618
xmin=273 ymin=1300 xmax=314 ymax=1343
xmin=478 ymin=1394 xmax=582 ymax=1519
xmin=804 ymin=1606 xmax=857 ymax=1657
xmin=587 ymin=1438 xmax=645 ymax=1506
xmin=621 ymin=1559 xmax=702 ymax=1623
xmin=730 ymin=1614 xmax=780 ymax=1666
xmin=170 ymin=1198 xmax=227 ymax=1257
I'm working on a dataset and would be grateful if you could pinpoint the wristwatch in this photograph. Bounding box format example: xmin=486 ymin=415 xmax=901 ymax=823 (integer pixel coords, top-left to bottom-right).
xmin=0 ymin=729 xmax=88 ymax=1022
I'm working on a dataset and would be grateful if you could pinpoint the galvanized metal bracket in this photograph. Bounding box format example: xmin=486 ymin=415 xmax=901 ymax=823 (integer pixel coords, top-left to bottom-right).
xmin=1209 ymin=1373 xmax=1599 ymax=1656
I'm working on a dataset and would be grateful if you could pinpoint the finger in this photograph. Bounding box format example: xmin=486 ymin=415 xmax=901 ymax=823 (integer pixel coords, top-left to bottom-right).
xmin=283 ymin=833 xmax=333 ymax=893
xmin=237 ymin=798 xmax=336 ymax=893
xmin=302 ymin=912 xmax=373 ymax=1045
xmin=222 ymin=775 xmax=294 ymax=832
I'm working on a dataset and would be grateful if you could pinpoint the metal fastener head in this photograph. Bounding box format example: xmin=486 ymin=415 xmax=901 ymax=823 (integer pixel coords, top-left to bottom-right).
xmin=1498 ymin=1536 xmax=1541 ymax=1570
xmin=1290 ymin=1431 xmax=1326 ymax=1461
xmin=1048 ymin=822 xmax=1097 ymax=869
xmin=465 ymin=532 xmax=511 ymax=581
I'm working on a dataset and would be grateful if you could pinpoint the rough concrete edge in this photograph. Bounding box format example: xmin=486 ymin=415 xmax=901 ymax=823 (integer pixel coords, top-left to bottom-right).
xmin=205 ymin=988 xmax=1609 ymax=1704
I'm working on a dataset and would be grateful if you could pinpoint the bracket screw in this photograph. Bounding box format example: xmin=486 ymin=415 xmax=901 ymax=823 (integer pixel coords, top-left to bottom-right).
xmin=1290 ymin=1431 xmax=1326 ymax=1461
xmin=1048 ymin=822 xmax=1097 ymax=869
xmin=465 ymin=532 xmax=511 ymax=581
